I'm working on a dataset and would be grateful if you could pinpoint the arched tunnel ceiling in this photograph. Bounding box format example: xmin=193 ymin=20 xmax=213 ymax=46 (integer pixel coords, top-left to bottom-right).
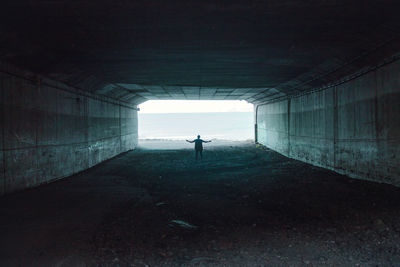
xmin=1 ymin=0 xmax=400 ymax=105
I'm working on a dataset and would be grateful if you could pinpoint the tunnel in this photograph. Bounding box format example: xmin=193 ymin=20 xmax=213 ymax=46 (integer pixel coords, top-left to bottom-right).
xmin=0 ymin=0 xmax=400 ymax=265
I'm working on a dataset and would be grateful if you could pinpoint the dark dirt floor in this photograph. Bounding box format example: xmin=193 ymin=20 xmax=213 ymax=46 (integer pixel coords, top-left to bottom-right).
xmin=1 ymin=141 xmax=400 ymax=266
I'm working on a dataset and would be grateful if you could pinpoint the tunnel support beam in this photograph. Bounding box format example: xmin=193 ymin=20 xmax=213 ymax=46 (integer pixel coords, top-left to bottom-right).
xmin=0 ymin=62 xmax=138 ymax=195
xmin=256 ymin=58 xmax=400 ymax=186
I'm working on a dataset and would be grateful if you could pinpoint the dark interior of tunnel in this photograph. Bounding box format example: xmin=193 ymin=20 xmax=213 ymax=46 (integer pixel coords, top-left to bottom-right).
xmin=0 ymin=0 xmax=400 ymax=266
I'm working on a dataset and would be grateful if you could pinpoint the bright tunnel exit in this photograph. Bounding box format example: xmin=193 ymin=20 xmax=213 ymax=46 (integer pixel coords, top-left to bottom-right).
xmin=138 ymin=100 xmax=254 ymax=144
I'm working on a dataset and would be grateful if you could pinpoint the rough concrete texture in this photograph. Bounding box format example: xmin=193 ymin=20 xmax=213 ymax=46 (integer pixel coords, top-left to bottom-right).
xmin=290 ymin=87 xmax=335 ymax=169
xmin=256 ymin=59 xmax=400 ymax=185
xmin=1 ymin=1 xmax=399 ymax=105
xmin=256 ymin=100 xmax=289 ymax=155
xmin=0 ymin=63 xmax=138 ymax=195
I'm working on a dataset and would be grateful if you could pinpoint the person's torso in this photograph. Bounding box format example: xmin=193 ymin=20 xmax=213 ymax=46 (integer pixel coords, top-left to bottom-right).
xmin=194 ymin=139 xmax=203 ymax=149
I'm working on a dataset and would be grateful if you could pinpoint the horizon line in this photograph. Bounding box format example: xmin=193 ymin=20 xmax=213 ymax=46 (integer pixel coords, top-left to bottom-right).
xmin=139 ymin=111 xmax=253 ymax=114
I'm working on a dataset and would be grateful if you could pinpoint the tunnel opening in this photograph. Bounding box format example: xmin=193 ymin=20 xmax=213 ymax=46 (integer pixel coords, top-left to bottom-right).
xmin=137 ymin=100 xmax=254 ymax=149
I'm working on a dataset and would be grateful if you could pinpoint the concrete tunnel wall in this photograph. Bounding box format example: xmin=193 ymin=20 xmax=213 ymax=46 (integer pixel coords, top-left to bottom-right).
xmin=256 ymin=59 xmax=400 ymax=186
xmin=0 ymin=62 xmax=138 ymax=196
xmin=1 ymin=57 xmax=399 ymax=196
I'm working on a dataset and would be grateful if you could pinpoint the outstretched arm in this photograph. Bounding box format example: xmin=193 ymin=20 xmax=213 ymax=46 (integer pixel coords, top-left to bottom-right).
xmin=204 ymin=140 xmax=212 ymax=143
xmin=186 ymin=140 xmax=194 ymax=143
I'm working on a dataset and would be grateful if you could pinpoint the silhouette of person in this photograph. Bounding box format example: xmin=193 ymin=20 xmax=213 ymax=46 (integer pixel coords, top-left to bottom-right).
xmin=186 ymin=135 xmax=211 ymax=160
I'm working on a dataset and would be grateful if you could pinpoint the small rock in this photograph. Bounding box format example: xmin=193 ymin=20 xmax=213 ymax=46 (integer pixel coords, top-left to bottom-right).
xmin=374 ymin=219 xmax=387 ymax=233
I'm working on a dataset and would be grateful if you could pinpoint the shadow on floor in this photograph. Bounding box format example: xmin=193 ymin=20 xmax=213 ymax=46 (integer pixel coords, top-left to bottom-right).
xmin=1 ymin=141 xmax=400 ymax=266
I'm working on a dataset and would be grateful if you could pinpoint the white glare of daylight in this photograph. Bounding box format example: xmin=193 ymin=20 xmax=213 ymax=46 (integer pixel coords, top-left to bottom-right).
xmin=138 ymin=100 xmax=254 ymax=141
xmin=138 ymin=100 xmax=253 ymax=113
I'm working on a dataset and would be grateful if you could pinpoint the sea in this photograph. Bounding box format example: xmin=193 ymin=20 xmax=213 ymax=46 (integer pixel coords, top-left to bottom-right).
xmin=138 ymin=112 xmax=254 ymax=141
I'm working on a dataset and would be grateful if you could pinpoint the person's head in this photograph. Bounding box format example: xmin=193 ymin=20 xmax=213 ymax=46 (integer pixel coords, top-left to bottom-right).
xmin=197 ymin=135 xmax=200 ymax=139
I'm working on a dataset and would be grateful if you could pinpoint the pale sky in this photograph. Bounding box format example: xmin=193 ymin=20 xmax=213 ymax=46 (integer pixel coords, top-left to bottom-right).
xmin=138 ymin=100 xmax=254 ymax=113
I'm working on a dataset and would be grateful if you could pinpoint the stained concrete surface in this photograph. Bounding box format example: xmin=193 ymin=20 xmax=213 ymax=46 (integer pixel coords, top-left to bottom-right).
xmin=1 ymin=1 xmax=400 ymax=104
xmin=256 ymin=59 xmax=400 ymax=186
xmin=0 ymin=63 xmax=138 ymax=195
xmin=1 ymin=141 xmax=400 ymax=266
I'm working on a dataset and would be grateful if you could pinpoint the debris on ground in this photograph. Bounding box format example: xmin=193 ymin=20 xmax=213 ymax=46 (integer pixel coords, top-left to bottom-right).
xmin=169 ymin=220 xmax=198 ymax=229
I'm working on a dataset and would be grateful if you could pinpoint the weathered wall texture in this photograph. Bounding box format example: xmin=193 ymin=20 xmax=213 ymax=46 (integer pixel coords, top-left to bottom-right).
xmin=256 ymin=100 xmax=289 ymax=155
xmin=256 ymin=59 xmax=400 ymax=185
xmin=0 ymin=63 xmax=138 ymax=195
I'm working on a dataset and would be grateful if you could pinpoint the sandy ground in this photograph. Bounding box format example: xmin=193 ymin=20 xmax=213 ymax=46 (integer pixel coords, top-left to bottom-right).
xmin=138 ymin=139 xmax=252 ymax=150
xmin=1 ymin=140 xmax=400 ymax=266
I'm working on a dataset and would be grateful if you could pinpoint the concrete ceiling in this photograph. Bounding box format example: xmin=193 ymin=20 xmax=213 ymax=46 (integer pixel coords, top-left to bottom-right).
xmin=1 ymin=0 xmax=400 ymax=104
